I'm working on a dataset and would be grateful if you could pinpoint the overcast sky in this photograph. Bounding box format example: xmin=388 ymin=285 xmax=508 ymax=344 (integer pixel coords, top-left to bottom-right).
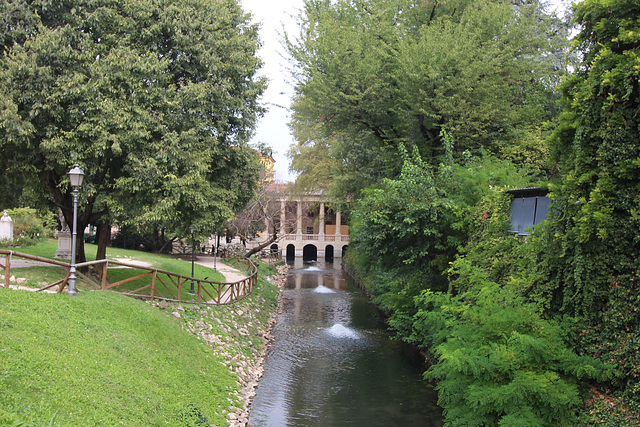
xmin=239 ymin=0 xmax=304 ymax=183
xmin=239 ymin=0 xmax=572 ymax=183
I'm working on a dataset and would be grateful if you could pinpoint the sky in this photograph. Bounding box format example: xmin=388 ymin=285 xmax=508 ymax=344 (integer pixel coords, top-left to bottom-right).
xmin=239 ymin=0 xmax=571 ymax=183
xmin=239 ymin=0 xmax=305 ymax=183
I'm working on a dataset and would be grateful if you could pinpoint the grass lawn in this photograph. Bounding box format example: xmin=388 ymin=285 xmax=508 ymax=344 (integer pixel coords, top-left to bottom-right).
xmin=0 ymin=240 xmax=281 ymax=426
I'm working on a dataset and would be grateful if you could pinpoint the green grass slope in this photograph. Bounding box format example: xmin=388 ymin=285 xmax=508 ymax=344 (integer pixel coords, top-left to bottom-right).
xmin=1 ymin=290 xmax=235 ymax=425
xmin=0 ymin=246 xmax=281 ymax=426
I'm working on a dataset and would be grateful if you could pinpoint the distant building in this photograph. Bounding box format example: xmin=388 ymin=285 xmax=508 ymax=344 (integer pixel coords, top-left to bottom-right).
xmin=261 ymin=184 xmax=349 ymax=260
xmin=258 ymin=153 xmax=275 ymax=185
xmin=249 ymin=155 xmax=349 ymax=260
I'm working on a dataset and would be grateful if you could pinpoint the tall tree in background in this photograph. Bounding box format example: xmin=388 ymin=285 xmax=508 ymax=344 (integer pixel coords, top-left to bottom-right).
xmin=286 ymin=0 xmax=570 ymax=198
xmin=0 ymin=0 xmax=266 ymax=262
xmin=533 ymin=0 xmax=640 ymax=389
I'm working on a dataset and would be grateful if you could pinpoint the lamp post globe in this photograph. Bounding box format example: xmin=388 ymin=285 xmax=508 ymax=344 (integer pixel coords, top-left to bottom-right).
xmin=67 ymin=164 xmax=85 ymax=297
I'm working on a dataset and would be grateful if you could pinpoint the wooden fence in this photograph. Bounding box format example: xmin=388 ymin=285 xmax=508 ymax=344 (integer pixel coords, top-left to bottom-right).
xmin=0 ymin=250 xmax=257 ymax=305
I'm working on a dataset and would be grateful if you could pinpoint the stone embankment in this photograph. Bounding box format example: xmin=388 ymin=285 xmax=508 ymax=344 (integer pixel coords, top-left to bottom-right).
xmin=227 ymin=264 xmax=287 ymax=426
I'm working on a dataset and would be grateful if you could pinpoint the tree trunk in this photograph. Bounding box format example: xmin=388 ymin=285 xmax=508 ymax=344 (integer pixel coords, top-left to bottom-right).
xmin=157 ymin=236 xmax=177 ymax=254
xmin=245 ymin=232 xmax=278 ymax=258
xmin=76 ymin=230 xmax=87 ymax=265
xmin=96 ymin=220 xmax=110 ymax=260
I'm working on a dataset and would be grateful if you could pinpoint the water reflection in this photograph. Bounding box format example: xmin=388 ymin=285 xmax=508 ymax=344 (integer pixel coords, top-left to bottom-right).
xmin=288 ymin=258 xmax=348 ymax=291
xmin=248 ymin=259 xmax=442 ymax=426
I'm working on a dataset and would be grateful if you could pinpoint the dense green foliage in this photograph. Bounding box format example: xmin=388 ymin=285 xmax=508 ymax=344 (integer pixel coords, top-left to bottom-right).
xmin=529 ymin=0 xmax=640 ymax=396
xmin=291 ymin=0 xmax=640 ymax=424
xmin=2 ymin=207 xmax=56 ymax=246
xmin=0 ymin=0 xmax=266 ymax=262
xmin=413 ymin=260 xmax=613 ymax=426
xmin=287 ymin=0 xmax=568 ymax=199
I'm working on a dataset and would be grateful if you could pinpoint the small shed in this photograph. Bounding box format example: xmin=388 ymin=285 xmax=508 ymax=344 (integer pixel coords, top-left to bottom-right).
xmin=507 ymin=187 xmax=550 ymax=235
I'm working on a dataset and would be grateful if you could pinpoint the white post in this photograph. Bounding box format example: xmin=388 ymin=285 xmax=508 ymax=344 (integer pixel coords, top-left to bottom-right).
xmin=280 ymin=200 xmax=286 ymax=235
xmin=319 ymin=202 xmax=325 ymax=238
xmin=296 ymin=201 xmax=302 ymax=236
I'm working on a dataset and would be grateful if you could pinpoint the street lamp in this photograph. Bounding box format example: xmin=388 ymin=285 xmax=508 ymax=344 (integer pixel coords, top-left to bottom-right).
xmin=189 ymin=226 xmax=195 ymax=295
xmin=67 ymin=164 xmax=84 ymax=297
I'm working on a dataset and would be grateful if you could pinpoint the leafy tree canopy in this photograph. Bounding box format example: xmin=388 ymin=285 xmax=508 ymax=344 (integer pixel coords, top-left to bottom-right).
xmin=0 ymin=0 xmax=267 ymax=261
xmin=287 ymin=0 xmax=569 ymax=198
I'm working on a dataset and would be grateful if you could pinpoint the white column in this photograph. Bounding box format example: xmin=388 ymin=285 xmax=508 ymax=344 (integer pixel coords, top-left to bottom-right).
xmin=319 ymin=202 xmax=325 ymax=237
xmin=280 ymin=200 xmax=286 ymax=235
xmin=335 ymin=210 xmax=342 ymax=237
xmin=296 ymin=201 xmax=302 ymax=236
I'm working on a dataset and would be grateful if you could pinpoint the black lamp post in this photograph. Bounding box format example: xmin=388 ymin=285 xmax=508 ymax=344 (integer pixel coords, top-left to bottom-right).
xmin=189 ymin=226 xmax=195 ymax=295
xmin=67 ymin=164 xmax=85 ymax=297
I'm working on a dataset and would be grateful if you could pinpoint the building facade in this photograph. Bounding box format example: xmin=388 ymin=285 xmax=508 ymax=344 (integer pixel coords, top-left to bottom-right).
xmin=256 ymin=184 xmax=350 ymax=260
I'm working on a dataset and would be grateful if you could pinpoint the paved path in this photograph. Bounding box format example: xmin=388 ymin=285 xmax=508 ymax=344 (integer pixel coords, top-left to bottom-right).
xmin=5 ymin=259 xmax=65 ymax=268
xmin=192 ymin=256 xmax=247 ymax=283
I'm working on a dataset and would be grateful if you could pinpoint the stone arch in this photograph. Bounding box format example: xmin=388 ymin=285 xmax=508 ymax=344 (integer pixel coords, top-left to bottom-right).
xmin=325 ymin=245 xmax=334 ymax=262
xmin=286 ymin=244 xmax=296 ymax=260
xmin=341 ymin=245 xmax=349 ymax=257
xmin=303 ymin=244 xmax=317 ymax=261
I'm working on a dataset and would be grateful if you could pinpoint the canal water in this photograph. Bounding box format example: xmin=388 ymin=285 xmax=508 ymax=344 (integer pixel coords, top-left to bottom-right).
xmin=248 ymin=259 xmax=442 ymax=426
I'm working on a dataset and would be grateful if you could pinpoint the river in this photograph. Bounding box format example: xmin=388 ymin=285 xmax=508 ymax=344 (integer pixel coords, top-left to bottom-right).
xmin=248 ymin=259 xmax=442 ymax=426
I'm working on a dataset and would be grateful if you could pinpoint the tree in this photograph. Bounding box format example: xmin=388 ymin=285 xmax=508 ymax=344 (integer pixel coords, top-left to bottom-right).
xmin=413 ymin=259 xmax=614 ymax=426
xmin=0 ymin=0 xmax=266 ymax=263
xmin=227 ymin=183 xmax=297 ymax=258
xmin=286 ymin=0 xmax=570 ymax=198
xmin=532 ymin=0 xmax=640 ymax=389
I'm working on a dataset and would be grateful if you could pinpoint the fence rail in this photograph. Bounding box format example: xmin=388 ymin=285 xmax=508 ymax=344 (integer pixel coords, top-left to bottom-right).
xmin=0 ymin=250 xmax=257 ymax=305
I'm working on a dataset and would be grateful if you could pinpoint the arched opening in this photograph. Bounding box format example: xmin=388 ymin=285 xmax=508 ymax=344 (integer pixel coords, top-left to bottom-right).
xmin=342 ymin=245 xmax=349 ymax=257
xmin=270 ymin=244 xmax=279 ymax=260
xmin=302 ymin=244 xmax=317 ymax=261
xmin=325 ymin=245 xmax=334 ymax=262
xmin=286 ymin=244 xmax=296 ymax=260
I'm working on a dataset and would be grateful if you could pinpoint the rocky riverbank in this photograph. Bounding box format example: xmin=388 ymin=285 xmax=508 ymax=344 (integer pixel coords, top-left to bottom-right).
xmin=151 ymin=262 xmax=288 ymax=426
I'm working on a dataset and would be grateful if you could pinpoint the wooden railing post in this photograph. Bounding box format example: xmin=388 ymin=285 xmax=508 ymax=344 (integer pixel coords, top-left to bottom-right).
xmin=101 ymin=261 xmax=108 ymax=290
xmin=150 ymin=270 xmax=156 ymax=301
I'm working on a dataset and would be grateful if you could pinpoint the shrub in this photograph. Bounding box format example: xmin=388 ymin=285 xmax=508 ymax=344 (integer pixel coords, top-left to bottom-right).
xmin=4 ymin=207 xmax=53 ymax=247
xmin=411 ymin=259 xmax=616 ymax=426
